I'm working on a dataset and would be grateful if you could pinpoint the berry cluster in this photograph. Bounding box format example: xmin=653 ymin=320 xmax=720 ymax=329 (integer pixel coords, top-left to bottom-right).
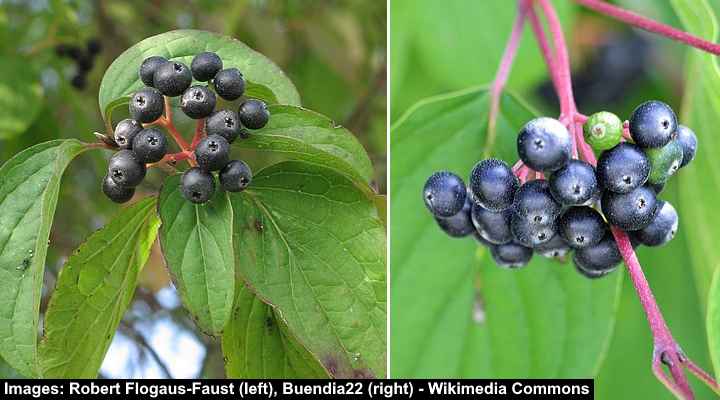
xmin=422 ymin=100 xmax=697 ymax=278
xmin=55 ymin=38 xmax=102 ymax=90
xmin=102 ymin=51 xmax=269 ymax=204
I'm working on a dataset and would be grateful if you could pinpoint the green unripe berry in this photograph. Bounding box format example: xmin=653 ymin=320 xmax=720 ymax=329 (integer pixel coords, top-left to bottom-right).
xmin=645 ymin=139 xmax=683 ymax=185
xmin=584 ymin=111 xmax=622 ymax=151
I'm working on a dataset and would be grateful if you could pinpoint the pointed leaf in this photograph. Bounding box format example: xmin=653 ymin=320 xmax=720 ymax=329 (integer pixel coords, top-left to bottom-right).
xmin=0 ymin=58 xmax=43 ymax=139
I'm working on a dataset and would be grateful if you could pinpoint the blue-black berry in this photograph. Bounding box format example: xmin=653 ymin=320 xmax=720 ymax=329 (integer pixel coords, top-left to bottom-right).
xmin=132 ymin=128 xmax=168 ymax=164
xmin=129 ymin=87 xmax=164 ymax=123
xmin=535 ymin=234 xmax=571 ymax=259
xmin=206 ymin=109 xmax=241 ymax=143
xmin=108 ymin=150 xmax=146 ymax=187
xmin=510 ymin=213 xmax=556 ymax=248
xmin=435 ymin=197 xmax=475 ymax=238
xmin=512 ymin=179 xmax=561 ymax=225
xmin=596 ymin=143 xmax=649 ymax=193
xmin=102 ymin=175 xmax=135 ymax=203
xmin=113 ymin=118 xmax=142 ymax=150
xmin=181 ymin=85 xmax=217 ymax=119
xmin=238 ymin=99 xmax=270 ymax=129
xmin=471 ymin=203 xmax=512 ymax=244
xmin=517 ymin=117 xmax=572 ymax=172
xmin=220 ymin=160 xmax=252 ymax=192
xmin=573 ymin=232 xmax=622 ymax=278
xmin=195 ymin=134 xmax=230 ymax=171
xmin=601 ymin=185 xmax=658 ymax=231
xmin=181 ymin=167 xmax=216 ymax=204
xmin=490 ymin=241 xmax=533 ymax=268
xmin=213 ymin=68 xmax=245 ymax=100
xmin=676 ymin=125 xmax=697 ymax=168
xmin=423 ymin=171 xmax=467 ymax=218
xmin=191 ymin=52 xmax=223 ymax=82
xmin=139 ymin=56 xmax=167 ymax=87
xmin=630 ymin=200 xmax=678 ymax=247
xmin=549 ymin=159 xmax=597 ymax=206
xmin=154 ymin=61 xmax=192 ymax=97
xmin=557 ymin=206 xmax=606 ymax=249
xmin=469 ymin=158 xmax=519 ymax=211
xmin=629 ymin=100 xmax=677 ymax=148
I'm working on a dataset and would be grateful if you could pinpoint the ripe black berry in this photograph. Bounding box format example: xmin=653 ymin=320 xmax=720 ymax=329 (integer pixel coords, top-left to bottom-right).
xmin=676 ymin=125 xmax=697 ymax=168
xmin=113 ymin=119 xmax=142 ymax=150
xmin=180 ymin=85 xmax=217 ymax=119
xmin=629 ymin=100 xmax=677 ymax=148
xmin=512 ymin=179 xmax=561 ymax=225
xmin=86 ymin=38 xmax=102 ymax=55
xmin=573 ymin=232 xmax=622 ymax=278
xmin=631 ymin=200 xmax=678 ymax=247
xmin=132 ymin=128 xmax=168 ymax=163
xmin=213 ymin=68 xmax=245 ymax=100
xmin=108 ymin=150 xmax=146 ymax=187
xmin=102 ymin=175 xmax=135 ymax=204
xmin=76 ymin=54 xmax=94 ymax=72
xmin=549 ymin=159 xmax=597 ymax=206
xmin=129 ymin=87 xmax=164 ymax=123
xmin=70 ymin=74 xmax=86 ymax=90
xmin=435 ymin=197 xmax=476 ymax=238
xmin=191 ymin=52 xmax=223 ymax=82
xmin=469 ymin=158 xmax=519 ymax=211
xmin=154 ymin=61 xmax=192 ymax=97
xmin=517 ymin=117 xmax=572 ymax=172
xmin=181 ymin=167 xmax=216 ymax=204
xmin=557 ymin=206 xmax=606 ymax=249
xmin=139 ymin=56 xmax=167 ymax=87
xmin=220 ymin=160 xmax=252 ymax=192
xmin=510 ymin=213 xmax=556 ymax=248
xmin=490 ymin=241 xmax=533 ymax=268
xmin=206 ymin=110 xmax=241 ymax=143
xmin=238 ymin=99 xmax=270 ymax=129
xmin=596 ymin=143 xmax=649 ymax=193
xmin=601 ymin=185 xmax=658 ymax=231
xmin=471 ymin=203 xmax=512 ymax=244
xmin=195 ymin=134 xmax=230 ymax=171
xmin=422 ymin=171 xmax=467 ymax=217
xmin=535 ymin=234 xmax=571 ymax=259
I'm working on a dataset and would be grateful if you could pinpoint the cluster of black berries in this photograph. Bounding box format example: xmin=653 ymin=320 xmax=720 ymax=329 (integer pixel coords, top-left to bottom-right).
xmin=55 ymin=38 xmax=102 ymax=89
xmin=102 ymin=51 xmax=269 ymax=204
xmin=422 ymin=100 xmax=697 ymax=279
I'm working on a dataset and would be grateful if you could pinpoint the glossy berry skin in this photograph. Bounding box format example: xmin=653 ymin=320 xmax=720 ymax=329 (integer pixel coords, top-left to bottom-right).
xmin=139 ymin=56 xmax=167 ymax=87
xmin=573 ymin=232 xmax=622 ymax=278
xmin=132 ymin=128 xmax=168 ymax=163
xmin=596 ymin=143 xmax=649 ymax=193
xmin=191 ymin=52 xmax=223 ymax=82
xmin=557 ymin=206 xmax=606 ymax=249
xmin=435 ymin=197 xmax=475 ymax=238
xmin=535 ymin=234 xmax=571 ymax=259
xmin=602 ymin=185 xmax=658 ymax=231
xmin=108 ymin=150 xmax=146 ymax=187
xmin=471 ymin=203 xmax=512 ymax=244
xmin=153 ymin=61 xmax=192 ymax=97
xmin=238 ymin=99 xmax=270 ymax=129
xmin=422 ymin=171 xmax=467 ymax=218
xmin=180 ymin=85 xmax=217 ymax=119
xmin=206 ymin=109 xmax=241 ymax=143
xmin=583 ymin=111 xmax=622 ymax=151
xmin=629 ymin=100 xmax=677 ymax=148
xmin=469 ymin=158 xmax=519 ymax=211
xmin=181 ymin=167 xmax=216 ymax=204
xmin=213 ymin=68 xmax=245 ymax=100
xmin=549 ymin=159 xmax=597 ymax=206
xmin=129 ymin=87 xmax=164 ymax=123
xmin=102 ymin=175 xmax=134 ymax=203
xmin=510 ymin=213 xmax=556 ymax=248
xmin=517 ymin=117 xmax=572 ymax=172
xmin=113 ymin=118 xmax=142 ymax=150
xmin=512 ymin=179 xmax=561 ymax=225
xmin=676 ymin=125 xmax=697 ymax=168
xmin=195 ymin=134 xmax=230 ymax=171
xmin=645 ymin=139 xmax=683 ymax=185
xmin=220 ymin=160 xmax=252 ymax=192
xmin=631 ymin=201 xmax=678 ymax=247
xmin=490 ymin=241 xmax=533 ymax=268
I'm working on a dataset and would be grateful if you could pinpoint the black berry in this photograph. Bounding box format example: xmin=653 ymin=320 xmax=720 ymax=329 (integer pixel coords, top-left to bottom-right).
xmin=139 ymin=56 xmax=167 ymax=87
xmin=102 ymin=175 xmax=135 ymax=204
xmin=154 ymin=61 xmax=192 ymax=97
xmin=191 ymin=52 xmax=223 ymax=82
xmin=601 ymin=185 xmax=658 ymax=231
xmin=206 ymin=109 xmax=241 ymax=143
xmin=76 ymin=54 xmax=94 ymax=72
xmin=557 ymin=206 xmax=606 ymax=249
xmin=113 ymin=119 xmax=142 ymax=150
xmin=512 ymin=179 xmax=561 ymax=225
xmin=238 ymin=99 xmax=270 ymax=129
xmin=629 ymin=100 xmax=677 ymax=148
xmin=108 ymin=150 xmax=146 ymax=187
xmin=213 ymin=68 xmax=245 ymax=100
xmin=549 ymin=159 xmax=597 ymax=206
xmin=129 ymin=87 xmax=164 ymax=123
xmin=469 ymin=158 xmax=519 ymax=211
xmin=517 ymin=117 xmax=572 ymax=172
xmin=435 ymin=197 xmax=476 ymax=238
xmin=510 ymin=213 xmax=556 ymax=248
xmin=423 ymin=171 xmax=467 ymax=217
xmin=70 ymin=74 xmax=86 ymax=90
xmin=471 ymin=203 xmax=512 ymax=244
xmin=490 ymin=241 xmax=533 ymax=268
xmin=132 ymin=128 xmax=168 ymax=163
xmin=181 ymin=167 xmax=216 ymax=204
xmin=596 ymin=143 xmax=649 ymax=193
xmin=535 ymin=234 xmax=571 ymax=259
xmin=631 ymin=200 xmax=678 ymax=247
xmin=86 ymin=38 xmax=102 ymax=55
xmin=573 ymin=232 xmax=622 ymax=278
xmin=220 ymin=160 xmax=252 ymax=192
xmin=195 ymin=134 xmax=230 ymax=171
xmin=676 ymin=125 xmax=697 ymax=168
xmin=180 ymin=85 xmax=217 ymax=119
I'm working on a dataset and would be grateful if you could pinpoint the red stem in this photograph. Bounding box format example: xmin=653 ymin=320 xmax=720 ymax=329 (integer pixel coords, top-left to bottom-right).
xmin=191 ymin=119 xmax=206 ymax=148
xmin=574 ymin=0 xmax=720 ymax=56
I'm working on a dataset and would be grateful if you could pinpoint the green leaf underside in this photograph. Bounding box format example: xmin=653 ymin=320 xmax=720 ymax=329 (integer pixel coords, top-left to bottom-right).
xmin=98 ymin=29 xmax=300 ymax=121
xmin=222 ymin=283 xmax=328 ymax=378
xmin=0 ymin=139 xmax=89 ymax=377
xmin=708 ymin=270 xmax=720 ymax=380
xmin=158 ymin=176 xmax=235 ymax=336
xmin=231 ymin=161 xmax=386 ymax=378
xmin=390 ymin=87 xmax=622 ymax=377
xmin=235 ymin=105 xmax=374 ymax=184
xmin=0 ymin=58 xmax=43 ymax=139
xmin=40 ymin=198 xmax=160 ymax=378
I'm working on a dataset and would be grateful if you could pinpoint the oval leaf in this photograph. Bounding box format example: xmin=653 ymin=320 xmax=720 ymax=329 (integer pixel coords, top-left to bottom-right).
xmin=99 ymin=29 xmax=300 ymax=120
xmin=231 ymin=161 xmax=386 ymax=378
xmin=222 ymin=283 xmax=328 ymax=378
xmin=0 ymin=58 xmax=43 ymax=139
xmin=0 ymin=139 xmax=89 ymax=377
xmin=158 ymin=175 xmax=235 ymax=335
xmin=235 ymin=105 xmax=374 ymax=183
xmin=40 ymin=197 xmax=160 ymax=378
xmin=708 ymin=269 xmax=720 ymax=380
xmin=390 ymin=88 xmax=622 ymax=377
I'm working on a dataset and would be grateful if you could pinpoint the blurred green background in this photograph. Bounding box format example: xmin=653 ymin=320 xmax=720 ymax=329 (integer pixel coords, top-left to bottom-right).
xmin=391 ymin=0 xmax=718 ymax=398
xmin=0 ymin=0 xmax=385 ymax=378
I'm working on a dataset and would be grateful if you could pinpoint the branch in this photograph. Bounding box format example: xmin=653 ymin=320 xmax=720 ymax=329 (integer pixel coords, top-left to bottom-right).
xmin=120 ymin=322 xmax=173 ymax=379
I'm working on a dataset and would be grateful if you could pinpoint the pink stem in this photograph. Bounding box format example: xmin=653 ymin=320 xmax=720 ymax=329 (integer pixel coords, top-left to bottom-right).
xmin=623 ymin=120 xmax=632 ymax=140
xmin=527 ymin=7 xmax=563 ymax=106
xmin=686 ymin=359 xmax=720 ymax=395
xmin=575 ymin=0 xmax=720 ymax=55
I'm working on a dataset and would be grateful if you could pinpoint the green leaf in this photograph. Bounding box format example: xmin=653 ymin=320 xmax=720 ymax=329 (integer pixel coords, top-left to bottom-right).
xmin=222 ymin=283 xmax=328 ymax=378
xmin=39 ymin=198 xmax=160 ymax=378
xmin=0 ymin=58 xmax=43 ymax=139
xmin=158 ymin=176 xmax=235 ymax=335
xmin=390 ymin=88 xmax=622 ymax=377
xmin=0 ymin=139 xmax=88 ymax=377
xmin=708 ymin=269 xmax=720 ymax=381
xmin=231 ymin=161 xmax=386 ymax=378
xmin=99 ymin=29 xmax=300 ymax=121
xmin=234 ymin=105 xmax=374 ymax=183
xmin=670 ymin=0 xmax=720 ymax=305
